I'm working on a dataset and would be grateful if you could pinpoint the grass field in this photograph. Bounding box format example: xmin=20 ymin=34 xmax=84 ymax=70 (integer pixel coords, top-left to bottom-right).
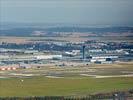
xmin=0 ymin=76 xmax=133 ymax=96
xmin=0 ymin=62 xmax=133 ymax=96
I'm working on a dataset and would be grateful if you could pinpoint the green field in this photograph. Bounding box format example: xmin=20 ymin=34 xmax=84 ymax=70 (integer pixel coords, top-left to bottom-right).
xmin=0 ymin=76 xmax=133 ymax=96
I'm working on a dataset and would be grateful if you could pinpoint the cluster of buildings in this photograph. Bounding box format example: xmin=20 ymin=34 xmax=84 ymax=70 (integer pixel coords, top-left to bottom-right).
xmin=0 ymin=40 xmax=133 ymax=70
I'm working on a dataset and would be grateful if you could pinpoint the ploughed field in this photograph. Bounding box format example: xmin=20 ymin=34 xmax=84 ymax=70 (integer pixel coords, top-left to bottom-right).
xmin=0 ymin=36 xmax=133 ymax=44
xmin=0 ymin=62 xmax=133 ymax=96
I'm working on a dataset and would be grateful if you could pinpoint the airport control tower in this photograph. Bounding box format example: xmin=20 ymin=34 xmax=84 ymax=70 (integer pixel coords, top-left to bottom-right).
xmin=82 ymin=45 xmax=85 ymax=60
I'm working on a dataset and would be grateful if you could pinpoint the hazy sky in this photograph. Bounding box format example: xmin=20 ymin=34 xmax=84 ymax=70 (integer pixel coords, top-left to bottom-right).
xmin=0 ymin=0 xmax=133 ymax=25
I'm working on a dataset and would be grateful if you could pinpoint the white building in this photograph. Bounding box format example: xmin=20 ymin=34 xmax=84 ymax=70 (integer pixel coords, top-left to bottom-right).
xmin=90 ymin=58 xmax=106 ymax=63
xmin=92 ymin=56 xmax=118 ymax=59
xmin=35 ymin=55 xmax=62 ymax=60
xmin=90 ymin=56 xmax=118 ymax=63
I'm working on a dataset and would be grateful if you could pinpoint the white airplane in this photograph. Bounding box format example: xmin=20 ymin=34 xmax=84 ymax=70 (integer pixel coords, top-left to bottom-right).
xmin=64 ymin=51 xmax=79 ymax=56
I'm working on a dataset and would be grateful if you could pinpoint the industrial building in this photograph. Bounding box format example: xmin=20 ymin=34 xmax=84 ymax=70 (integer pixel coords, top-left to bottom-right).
xmin=90 ymin=56 xmax=118 ymax=63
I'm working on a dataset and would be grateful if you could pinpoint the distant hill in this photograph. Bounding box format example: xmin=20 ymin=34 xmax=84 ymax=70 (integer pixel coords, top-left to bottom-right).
xmin=0 ymin=26 xmax=133 ymax=36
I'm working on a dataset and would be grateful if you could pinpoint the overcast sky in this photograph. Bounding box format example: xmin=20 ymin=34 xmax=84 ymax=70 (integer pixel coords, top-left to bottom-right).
xmin=0 ymin=0 xmax=133 ymax=26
